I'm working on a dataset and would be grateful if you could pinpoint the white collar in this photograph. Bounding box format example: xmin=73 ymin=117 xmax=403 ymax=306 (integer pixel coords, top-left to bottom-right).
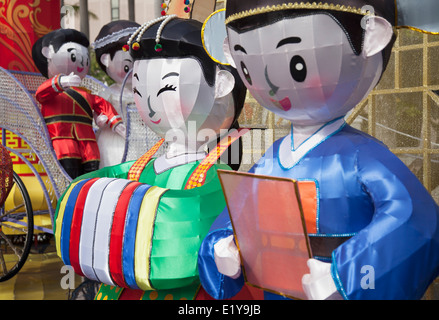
xmin=278 ymin=118 xmax=346 ymax=169
xmin=153 ymin=151 xmax=206 ymax=175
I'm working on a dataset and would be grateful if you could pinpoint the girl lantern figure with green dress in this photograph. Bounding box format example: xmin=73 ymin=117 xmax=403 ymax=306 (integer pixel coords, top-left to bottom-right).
xmin=53 ymin=15 xmax=247 ymax=300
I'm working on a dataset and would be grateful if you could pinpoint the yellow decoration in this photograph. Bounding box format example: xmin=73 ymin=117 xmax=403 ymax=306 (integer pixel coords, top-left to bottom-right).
xmin=54 ymin=180 xmax=83 ymax=256
xmin=225 ymin=2 xmax=368 ymax=25
xmin=134 ymin=186 xmax=168 ymax=291
xmin=132 ymin=42 xmax=140 ymax=51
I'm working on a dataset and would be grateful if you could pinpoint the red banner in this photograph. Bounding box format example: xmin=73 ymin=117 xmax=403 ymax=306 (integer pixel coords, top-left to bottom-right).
xmin=0 ymin=0 xmax=60 ymax=72
xmin=0 ymin=0 xmax=60 ymax=176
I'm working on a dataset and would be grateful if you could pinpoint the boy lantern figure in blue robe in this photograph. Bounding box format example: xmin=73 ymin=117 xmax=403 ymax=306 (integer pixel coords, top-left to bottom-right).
xmin=197 ymin=1 xmax=439 ymax=300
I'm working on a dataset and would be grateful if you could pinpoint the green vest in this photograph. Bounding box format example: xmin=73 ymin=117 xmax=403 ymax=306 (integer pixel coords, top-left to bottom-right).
xmin=65 ymin=159 xmax=230 ymax=300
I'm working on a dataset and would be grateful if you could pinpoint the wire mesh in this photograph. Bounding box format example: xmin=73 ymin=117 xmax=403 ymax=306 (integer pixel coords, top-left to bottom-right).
xmin=0 ymin=68 xmax=71 ymax=200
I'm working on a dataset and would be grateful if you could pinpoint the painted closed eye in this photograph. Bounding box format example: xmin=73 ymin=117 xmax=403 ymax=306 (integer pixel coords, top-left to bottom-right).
xmin=157 ymin=84 xmax=177 ymax=96
xmin=133 ymin=87 xmax=142 ymax=97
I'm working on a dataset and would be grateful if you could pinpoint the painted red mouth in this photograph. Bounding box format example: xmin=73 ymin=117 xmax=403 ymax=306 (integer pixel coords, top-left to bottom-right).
xmin=270 ymin=97 xmax=292 ymax=112
xmin=77 ymin=67 xmax=84 ymax=73
xmin=151 ymin=118 xmax=161 ymax=124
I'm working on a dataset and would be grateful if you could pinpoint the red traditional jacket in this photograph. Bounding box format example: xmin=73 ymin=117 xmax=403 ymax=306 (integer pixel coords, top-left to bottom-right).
xmin=36 ymin=74 xmax=122 ymax=141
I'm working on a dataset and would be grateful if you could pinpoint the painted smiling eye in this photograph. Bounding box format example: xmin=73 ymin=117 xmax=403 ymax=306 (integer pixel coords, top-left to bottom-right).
xmin=70 ymin=53 xmax=76 ymax=62
xmin=157 ymin=84 xmax=176 ymax=96
xmin=290 ymin=55 xmax=307 ymax=82
xmin=240 ymin=61 xmax=252 ymax=85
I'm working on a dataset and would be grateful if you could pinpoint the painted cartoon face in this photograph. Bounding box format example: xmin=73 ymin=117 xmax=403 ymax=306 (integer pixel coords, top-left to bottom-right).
xmin=227 ymin=14 xmax=383 ymax=125
xmin=47 ymin=42 xmax=90 ymax=79
xmin=106 ymin=50 xmax=133 ymax=85
xmin=133 ymin=57 xmax=227 ymax=142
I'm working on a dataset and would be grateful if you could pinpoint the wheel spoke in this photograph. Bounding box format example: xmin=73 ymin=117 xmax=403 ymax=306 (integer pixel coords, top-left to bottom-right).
xmin=0 ymin=230 xmax=23 ymax=258
xmin=0 ymin=172 xmax=34 ymax=281
xmin=0 ymin=249 xmax=8 ymax=276
xmin=0 ymin=204 xmax=25 ymax=218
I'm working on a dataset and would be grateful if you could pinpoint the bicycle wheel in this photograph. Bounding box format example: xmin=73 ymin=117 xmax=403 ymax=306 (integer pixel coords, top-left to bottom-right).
xmin=0 ymin=172 xmax=34 ymax=282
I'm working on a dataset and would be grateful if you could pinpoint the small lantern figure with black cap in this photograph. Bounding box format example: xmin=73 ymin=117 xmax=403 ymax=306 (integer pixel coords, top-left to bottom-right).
xmin=197 ymin=0 xmax=439 ymax=300
xmin=32 ymin=29 xmax=126 ymax=179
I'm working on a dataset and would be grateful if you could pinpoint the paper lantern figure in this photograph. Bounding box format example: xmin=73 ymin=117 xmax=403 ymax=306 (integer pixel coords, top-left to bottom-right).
xmin=53 ymin=16 xmax=248 ymax=300
xmin=93 ymin=20 xmax=140 ymax=168
xmin=197 ymin=1 xmax=439 ymax=300
xmin=32 ymin=29 xmax=126 ymax=179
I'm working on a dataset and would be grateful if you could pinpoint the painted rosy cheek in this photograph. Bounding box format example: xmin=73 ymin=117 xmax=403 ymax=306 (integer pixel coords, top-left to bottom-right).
xmin=270 ymin=96 xmax=292 ymax=112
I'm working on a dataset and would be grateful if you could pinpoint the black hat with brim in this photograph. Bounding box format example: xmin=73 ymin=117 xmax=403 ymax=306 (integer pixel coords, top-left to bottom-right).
xmin=225 ymin=0 xmax=396 ymax=26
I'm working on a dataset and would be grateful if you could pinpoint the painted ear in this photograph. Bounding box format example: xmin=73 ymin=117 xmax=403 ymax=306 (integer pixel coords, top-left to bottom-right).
xmin=100 ymin=53 xmax=111 ymax=68
xmin=223 ymin=37 xmax=236 ymax=68
xmin=215 ymin=69 xmax=235 ymax=99
xmin=362 ymin=15 xmax=394 ymax=58
xmin=41 ymin=45 xmax=55 ymax=59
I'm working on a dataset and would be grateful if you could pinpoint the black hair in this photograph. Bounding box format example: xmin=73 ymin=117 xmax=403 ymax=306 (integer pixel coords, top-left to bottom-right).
xmin=130 ymin=17 xmax=247 ymax=169
xmin=130 ymin=18 xmax=218 ymax=86
xmin=130 ymin=17 xmax=246 ymax=124
xmin=209 ymin=62 xmax=247 ymax=171
xmin=94 ymin=20 xmax=140 ymax=73
xmin=32 ymin=28 xmax=89 ymax=78
xmin=227 ymin=9 xmax=396 ymax=72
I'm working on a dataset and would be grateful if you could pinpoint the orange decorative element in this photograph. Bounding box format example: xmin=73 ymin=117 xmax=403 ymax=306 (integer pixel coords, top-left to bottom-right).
xmin=127 ymin=139 xmax=165 ymax=181
xmin=127 ymin=129 xmax=249 ymax=187
xmin=184 ymin=129 xmax=249 ymax=190
xmin=297 ymin=180 xmax=318 ymax=234
xmin=166 ymin=0 xmax=192 ymax=18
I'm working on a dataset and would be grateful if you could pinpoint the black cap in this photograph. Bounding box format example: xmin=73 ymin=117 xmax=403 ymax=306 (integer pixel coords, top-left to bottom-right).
xmin=129 ymin=18 xmax=217 ymax=85
xmin=32 ymin=28 xmax=89 ymax=78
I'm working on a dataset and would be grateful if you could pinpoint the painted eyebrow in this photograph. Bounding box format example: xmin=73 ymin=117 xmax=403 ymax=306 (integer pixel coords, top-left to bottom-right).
xmin=133 ymin=73 xmax=139 ymax=81
xmin=276 ymin=37 xmax=302 ymax=48
xmin=162 ymin=72 xmax=179 ymax=80
xmin=234 ymin=45 xmax=247 ymax=54
xmin=67 ymin=48 xmax=76 ymax=52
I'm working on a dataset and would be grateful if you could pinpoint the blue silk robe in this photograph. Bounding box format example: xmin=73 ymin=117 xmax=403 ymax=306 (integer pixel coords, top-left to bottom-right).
xmin=197 ymin=121 xmax=439 ymax=300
